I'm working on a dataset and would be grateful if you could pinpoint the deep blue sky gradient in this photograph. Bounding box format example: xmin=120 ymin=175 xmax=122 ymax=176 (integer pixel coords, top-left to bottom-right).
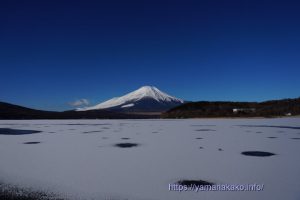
xmin=1 ymin=0 xmax=300 ymax=111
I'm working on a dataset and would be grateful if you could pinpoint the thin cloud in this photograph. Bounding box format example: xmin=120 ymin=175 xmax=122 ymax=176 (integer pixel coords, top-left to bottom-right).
xmin=69 ymin=99 xmax=90 ymax=107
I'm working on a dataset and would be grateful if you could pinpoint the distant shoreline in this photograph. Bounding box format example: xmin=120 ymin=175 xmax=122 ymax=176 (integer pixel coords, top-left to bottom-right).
xmin=0 ymin=115 xmax=300 ymax=120
xmin=1 ymin=97 xmax=300 ymax=120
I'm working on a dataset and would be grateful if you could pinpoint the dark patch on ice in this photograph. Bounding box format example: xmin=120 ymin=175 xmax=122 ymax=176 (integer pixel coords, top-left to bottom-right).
xmin=241 ymin=151 xmax=276 ymax=157
xmin=277 ymin=131 xmax=285 ymax=133
xmin=0 ymin=181 xmax=62 ymax=200
xmin=68 ymin=129 xmax=76 ymax=131
xmin=48 ymin=132 xmax=55 ymax=133
xmin=191 ymin=125 xmax=216 ymax=127
xmin=102 ymin=127 xmax=110 ymax=129
xmin=60 ymin=123 xmax=111 ymax=126
xmin=199 ymin=147 xmax=204 ymax=149
xmin=290 ymin=137 xmax=300 ymax=140
xmin=0 ymin=128 xmax=41 ymax=135
xmin=0 ymin=124 xmax=27 ymax=126
xmin=114 ymin=143 xmax=139 ymax=148
xmin=83 ymin=131 xmax=102 ymax=134
xmin=195 ymin=129 xmax=216 ymax=132
xmin=256 ymin=131 xmax=262 ymax=133
xmin=121 ymin=137 xmax=130 ymax=140
xmin=267 ymin=136 xmax=277 ymax=139
xmin=119 ymin=123 xmax=129 ymax=126
xmin=177 ymin=179 xmax=214 ymax=187
xmin=195 ymin=137 xmax=203 ymax=140
xmin=23 ymin=142 xmax=41 ymax=144
xmin=218 ymin=148 xmax=223 ymax=151
xmin=152 ymin=131 xmax=159 ymax=133
xmin=237 ymin=125 xmax=300 ymax=130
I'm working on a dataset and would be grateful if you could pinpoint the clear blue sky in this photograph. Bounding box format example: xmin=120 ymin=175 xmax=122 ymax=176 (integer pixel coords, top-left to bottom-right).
xmin=1 ymin=0 xmax=300 ymax=111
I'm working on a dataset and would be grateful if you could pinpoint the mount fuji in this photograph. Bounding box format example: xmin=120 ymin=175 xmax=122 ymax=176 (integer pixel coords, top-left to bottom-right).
xmin=77 ymin=86 xmax=185 ymax=112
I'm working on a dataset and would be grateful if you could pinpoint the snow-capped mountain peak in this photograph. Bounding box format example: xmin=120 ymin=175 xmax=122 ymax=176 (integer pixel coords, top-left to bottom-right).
xmin=124 ymin=86 xmax=183 ymax=102
xmin=77 ymin=86 xmax=184 ymax=112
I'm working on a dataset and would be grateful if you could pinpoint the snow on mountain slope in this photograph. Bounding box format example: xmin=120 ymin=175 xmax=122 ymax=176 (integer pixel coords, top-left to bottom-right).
xmin=77 ymin=86 xmax=184 ymax=112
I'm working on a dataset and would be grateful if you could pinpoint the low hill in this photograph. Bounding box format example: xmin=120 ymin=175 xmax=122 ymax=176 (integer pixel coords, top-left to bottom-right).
xmin=161 ymin=98 xmax=300 ymax=118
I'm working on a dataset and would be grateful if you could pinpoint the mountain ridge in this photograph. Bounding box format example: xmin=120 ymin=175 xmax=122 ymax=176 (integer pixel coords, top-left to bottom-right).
xmin=0 ymin=101 xmax=159 ymax=119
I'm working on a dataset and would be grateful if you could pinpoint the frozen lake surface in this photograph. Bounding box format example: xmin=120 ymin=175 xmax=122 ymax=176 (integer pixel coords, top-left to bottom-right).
xmin=0 ymin=118 xmax=300 ymax=200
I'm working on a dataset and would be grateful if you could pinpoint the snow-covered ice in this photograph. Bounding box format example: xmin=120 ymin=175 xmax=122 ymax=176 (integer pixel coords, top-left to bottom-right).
xmin=0 ymin=118 xmax=300 ymax=200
